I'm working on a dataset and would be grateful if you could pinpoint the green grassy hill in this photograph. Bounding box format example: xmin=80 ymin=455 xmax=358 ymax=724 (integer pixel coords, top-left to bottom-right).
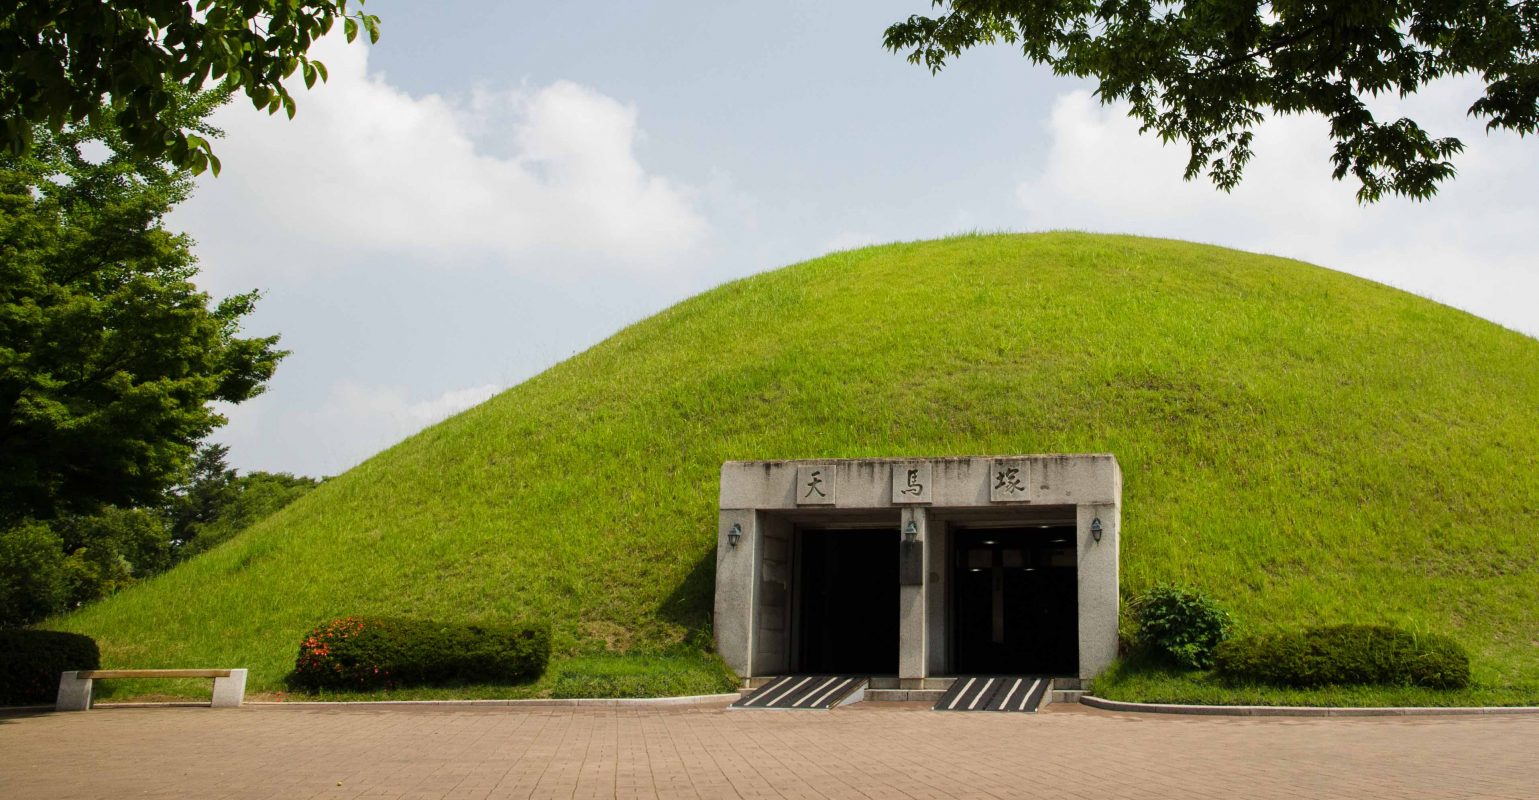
xmin=55 ymin=233 xmax=1539 ymax=697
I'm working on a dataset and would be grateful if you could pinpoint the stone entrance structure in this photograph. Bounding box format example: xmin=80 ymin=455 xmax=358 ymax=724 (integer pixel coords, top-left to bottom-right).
xmin=714 ymin=455 xmax=1122 ymax=685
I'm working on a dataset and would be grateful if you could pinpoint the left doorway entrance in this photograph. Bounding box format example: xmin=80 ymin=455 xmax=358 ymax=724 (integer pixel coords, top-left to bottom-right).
xmin=795 ymin=529 xmax=899 ymax=675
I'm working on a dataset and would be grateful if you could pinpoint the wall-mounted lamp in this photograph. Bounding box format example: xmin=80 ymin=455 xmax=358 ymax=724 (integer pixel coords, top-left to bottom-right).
xmin=1090 ymin=517 xmax=1104 ymax=543
xmin=727 ymin=522 xmax=742 ymax=548
xmin=903 ymin=519 xmax=919 ymax=545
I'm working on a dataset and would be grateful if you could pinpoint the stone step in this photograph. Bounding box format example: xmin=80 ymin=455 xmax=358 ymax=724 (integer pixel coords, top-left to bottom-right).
xmin=868 ymin=677 xmax=956 ymax=691
xmin=1052 ymin=690 xmax=1086 ymax=705
xmin=865 ymin=688 xmax=945 ymax=703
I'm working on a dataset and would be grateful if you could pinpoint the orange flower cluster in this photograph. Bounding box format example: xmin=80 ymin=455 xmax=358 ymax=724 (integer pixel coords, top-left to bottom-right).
xmin=293 ymin=617 xmax=383 ymax=688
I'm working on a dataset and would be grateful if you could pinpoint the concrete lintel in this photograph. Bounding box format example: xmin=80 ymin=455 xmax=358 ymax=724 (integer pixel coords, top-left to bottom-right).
xmin=720 ymin=455 xmax=1119 ymax=511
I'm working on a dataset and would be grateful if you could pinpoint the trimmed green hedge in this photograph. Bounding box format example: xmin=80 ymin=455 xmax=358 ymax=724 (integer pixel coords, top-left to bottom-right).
xmin=1215 ymin=624 xmax=1470 ymax=689
xmin=0 ymin=629 xmax=100 ymax=705
xmin=290 ymin=616 xmax=549 ymax=691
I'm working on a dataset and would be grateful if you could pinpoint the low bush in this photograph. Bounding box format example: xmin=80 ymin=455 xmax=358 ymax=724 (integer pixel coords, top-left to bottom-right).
xmin=290 ymin=616 xmax=549 ymax=691
xmin=1215 ymin=624 xmax=1470 ymax=689
xmin=1131 ymin=584 xmax=1234 ymax=669
xmin=0 ymin=629 xmax=100 ymax=705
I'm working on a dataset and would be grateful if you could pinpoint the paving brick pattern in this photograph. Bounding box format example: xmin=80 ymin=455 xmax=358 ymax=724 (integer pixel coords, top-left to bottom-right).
xmin=2 ymin=701 xmax=1536 ymax=799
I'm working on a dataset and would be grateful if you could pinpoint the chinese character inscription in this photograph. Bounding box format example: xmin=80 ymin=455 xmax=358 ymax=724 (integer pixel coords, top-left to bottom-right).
xmin=805 ymin=471 xmax=826 ymax=498
xmin=795 ymin=465 xmax=836 ymax=505
xmin=890 ymin=462 xmax=933 ymax=504
xmin=989 ymin=459 xmax=1031 ymax=502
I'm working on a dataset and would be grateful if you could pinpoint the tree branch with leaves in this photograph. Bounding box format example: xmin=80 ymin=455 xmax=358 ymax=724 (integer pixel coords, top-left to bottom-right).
xmin=885 ymin=1 xmax=1539 ymax=201
xmin=1 ymin=1 xmax=380 ymax=175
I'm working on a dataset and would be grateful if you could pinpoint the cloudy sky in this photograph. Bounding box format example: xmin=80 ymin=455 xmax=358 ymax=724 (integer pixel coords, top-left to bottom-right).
xmin=172 ymin=1 xmax=1539 ymax=476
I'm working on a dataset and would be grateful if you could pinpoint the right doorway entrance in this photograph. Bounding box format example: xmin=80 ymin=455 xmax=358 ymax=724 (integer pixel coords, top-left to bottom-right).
xmin=952 ymin=526 xmax=1079 ymax=675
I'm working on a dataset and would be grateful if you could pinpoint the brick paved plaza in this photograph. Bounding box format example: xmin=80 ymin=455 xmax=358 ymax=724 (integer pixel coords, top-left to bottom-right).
xmin=2 ymin=701 xmax=1535 ymax=799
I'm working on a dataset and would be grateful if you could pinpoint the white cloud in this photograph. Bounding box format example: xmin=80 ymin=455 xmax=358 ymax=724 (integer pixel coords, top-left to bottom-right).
xmin=216 ymin=381 xmax=501 ymax=476
xmin=823 ymin=230 xmax=880 ymax=253
xmin=1018 ymin=82 xmax=1539 ymax=337
xmin=175 ymin=37 xmax=708 ymax=291
xmin=333 ymin=381 xmax=502 ymax=429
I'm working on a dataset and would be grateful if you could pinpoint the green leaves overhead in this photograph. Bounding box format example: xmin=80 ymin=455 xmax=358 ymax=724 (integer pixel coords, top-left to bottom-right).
xmin=885 ymin=1 xmax=1539 ymax=201
xmin=0 ymin=1 xmax=380 ymax=175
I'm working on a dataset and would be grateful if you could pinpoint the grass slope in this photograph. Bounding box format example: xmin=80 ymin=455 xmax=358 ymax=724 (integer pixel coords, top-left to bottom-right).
xmin=55 ymin=233 xmax=1539 ymax=697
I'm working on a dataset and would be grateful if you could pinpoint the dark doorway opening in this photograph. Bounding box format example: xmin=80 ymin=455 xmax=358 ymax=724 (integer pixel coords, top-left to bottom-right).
xmin=952 ymin=527 xmax=1078 ymax=675
xmin=796 ymin=529 xmax=899 ymax=675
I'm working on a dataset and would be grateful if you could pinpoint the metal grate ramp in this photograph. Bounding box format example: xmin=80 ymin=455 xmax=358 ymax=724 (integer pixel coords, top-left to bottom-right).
xmin=934 ymin=676 xmax=1051 ymax=713
xmin=732 ymin=675 xmax=867 ymax=710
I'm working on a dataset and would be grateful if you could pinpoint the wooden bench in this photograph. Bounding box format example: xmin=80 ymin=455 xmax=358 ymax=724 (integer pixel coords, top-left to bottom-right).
xmin=57 ymin=668 xmax=248 ymax=711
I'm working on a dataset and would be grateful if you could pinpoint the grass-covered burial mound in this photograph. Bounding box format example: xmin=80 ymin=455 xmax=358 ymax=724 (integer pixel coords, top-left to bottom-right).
xmin=53 ymin=233 xmax=1539 ymax=699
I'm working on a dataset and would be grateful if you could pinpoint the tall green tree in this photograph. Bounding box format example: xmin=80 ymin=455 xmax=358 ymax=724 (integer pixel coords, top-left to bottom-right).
xmin=885 ymin=1 xmax=1539 ymax=201
xmin=54 ymin=507 xmax=172 ymax=608
xmin=163 ymin=441 xmax=322 ymax=554
xmin=0 ymin=96 xmax=285 ymax=527
xmin=1 ymin=1 xmax=380 ymax=174
xmin=165 ymin=442 xmax=240 ymax=548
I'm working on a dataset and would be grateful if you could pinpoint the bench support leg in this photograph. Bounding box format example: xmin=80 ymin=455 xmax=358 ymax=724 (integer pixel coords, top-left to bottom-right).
xmin=211 ymin=669 xmax=247 ymax=708
xmin=57 ymin=671 xmax=93 ymax=711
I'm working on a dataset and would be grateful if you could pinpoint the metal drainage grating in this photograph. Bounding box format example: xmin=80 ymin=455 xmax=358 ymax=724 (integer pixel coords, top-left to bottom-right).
xmin=934 ymin=676 xmax=1050 ymax=713
xmin=732 ymin=675 xmax=867 ymax=710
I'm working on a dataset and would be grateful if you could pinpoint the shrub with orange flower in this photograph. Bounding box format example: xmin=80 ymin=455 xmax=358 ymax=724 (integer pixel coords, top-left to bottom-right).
xmin=290 ymin=616 xmax=549 ymax=691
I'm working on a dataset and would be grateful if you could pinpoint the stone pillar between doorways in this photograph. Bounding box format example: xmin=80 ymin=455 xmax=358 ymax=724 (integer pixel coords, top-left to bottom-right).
xmin=898 ymin=506 xmax=929 ymax=687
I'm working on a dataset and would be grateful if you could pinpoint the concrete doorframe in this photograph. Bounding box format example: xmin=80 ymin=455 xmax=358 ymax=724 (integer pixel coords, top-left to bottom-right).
xmin=714 ymin=455 xmax=1122 ymax=683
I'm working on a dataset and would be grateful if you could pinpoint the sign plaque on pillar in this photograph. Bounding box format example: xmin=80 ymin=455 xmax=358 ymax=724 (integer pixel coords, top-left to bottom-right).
xmin=890 ymin=462 xmax=932 ymax=504
xmin=795 ymin=465 xmax=836 ymax=505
